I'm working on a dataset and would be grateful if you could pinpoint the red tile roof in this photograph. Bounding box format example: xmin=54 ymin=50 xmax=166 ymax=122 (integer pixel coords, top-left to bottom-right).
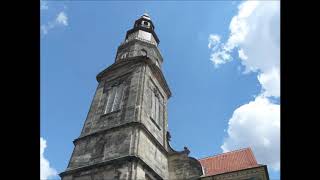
xmin=198 ymin=148 xmax=260 ymax=177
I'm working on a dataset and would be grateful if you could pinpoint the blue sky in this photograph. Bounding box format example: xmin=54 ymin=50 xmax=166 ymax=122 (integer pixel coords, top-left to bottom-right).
xmin=41 ymin=1 xmax=280 ymax=180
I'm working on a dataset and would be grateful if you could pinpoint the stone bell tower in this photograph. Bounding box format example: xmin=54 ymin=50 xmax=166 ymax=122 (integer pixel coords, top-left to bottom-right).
xmin=60 ymin=13 xmax=203 ymax=180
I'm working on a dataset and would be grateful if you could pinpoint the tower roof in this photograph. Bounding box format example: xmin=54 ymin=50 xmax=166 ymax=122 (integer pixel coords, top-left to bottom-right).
xmin=198 ymin=148 xmax=260 ymax=177
xmin=142 ymin=12 xmax=151 ymax=20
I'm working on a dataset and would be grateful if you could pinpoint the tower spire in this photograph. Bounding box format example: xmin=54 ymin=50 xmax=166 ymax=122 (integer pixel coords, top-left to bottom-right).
xmin=114 ymin=10 xmax=162 ymax=67
xmin=142 ymin=10 xmax=151 ymax=20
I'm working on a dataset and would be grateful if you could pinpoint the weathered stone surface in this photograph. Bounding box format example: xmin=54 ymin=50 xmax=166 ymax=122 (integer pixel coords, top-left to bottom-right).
xmin=167 ymin=144 xmax=203 ymax=180
xmin=62 ymin=159 xmax=133 ymax=180
xmin=68 ymin=126 xmax=133 ymax=170
xmin=201 ymin=166 xmax=269 ymax=180
xmin=116 ymin=40 xmax=163 ymax=69
xmin=138 ymin=129 xmax=168 ymax=179
xmin=61 ymin=57 xmax=174 ymax=180
xmin=60 ymin=14 xmax=205 ymax=180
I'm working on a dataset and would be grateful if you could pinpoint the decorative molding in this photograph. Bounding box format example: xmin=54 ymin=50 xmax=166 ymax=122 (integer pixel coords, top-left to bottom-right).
xmin=60 ymin=155 xmax=165 ymax=180
xmin=73 ymin=121 xmax=169 ymax=157
xmin=150 ymin=117 xmax=161 ymax=130
xmin=96 ymin=57 xmax=171 ymax=98
xmin=117 ymin=39 xmax=163 ymax=63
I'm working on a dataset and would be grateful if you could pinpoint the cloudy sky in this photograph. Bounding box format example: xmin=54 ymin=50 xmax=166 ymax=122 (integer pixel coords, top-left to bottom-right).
xmin=40 ymin=0 xmax=280 ymax=179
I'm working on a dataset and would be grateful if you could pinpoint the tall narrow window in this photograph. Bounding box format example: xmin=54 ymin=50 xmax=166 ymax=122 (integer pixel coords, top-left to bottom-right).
xmin=155 ymin=96 xmax=159 ymax=124
xmin=112 ymin=84 xmax=124 ymax=110
xmin=150 ymin=88 xmax=162 ymax=128
xmin=150 ymin=90 xmax=155 ymax=119
xmin=104 ymin=83 xmax=124 ymax=114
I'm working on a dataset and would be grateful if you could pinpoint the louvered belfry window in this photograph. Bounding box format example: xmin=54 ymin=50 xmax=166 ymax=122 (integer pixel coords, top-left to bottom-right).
xmin=104 ymin=82 xmax=125 ymax=114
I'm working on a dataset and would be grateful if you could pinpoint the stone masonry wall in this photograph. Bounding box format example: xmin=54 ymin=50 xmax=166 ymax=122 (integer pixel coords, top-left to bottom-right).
xmin=200 ymin=166 xmax=268 ymax=180
xmin=62 ymin=160 xmax=133 ymax=180
xmin=137 ymin=129 xmax=169 ymax=179
xmin=67 ymin=126 xmax=134 ymax=170
xmin=63 ymin=59 xmax=171 ymax=180
xmin=140 ymin=65 xmax=168 ymax=147
xmin=80 ymin=62 xmax=144 ymax=137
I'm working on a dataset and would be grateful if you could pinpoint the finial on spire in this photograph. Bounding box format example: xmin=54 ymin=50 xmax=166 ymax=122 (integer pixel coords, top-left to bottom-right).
xmin=143 ymin=9 xmax=149 ymax=16
xmin=142 ymin=10 xmax=151 ymax=20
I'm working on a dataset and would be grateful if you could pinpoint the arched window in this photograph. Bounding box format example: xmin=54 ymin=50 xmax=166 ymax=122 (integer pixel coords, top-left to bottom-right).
xmin=120 ymin=52 xmax=128 ymax=59
xmin=141 ymin=21 xmax=150 ymax=28
xmin=141 ymin=49 xmax=147 ymax=57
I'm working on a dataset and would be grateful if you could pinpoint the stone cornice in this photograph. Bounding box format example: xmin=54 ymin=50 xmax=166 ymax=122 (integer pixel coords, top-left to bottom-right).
xmin=59 ymin=155 xmax=164 ymax=180
xmin=96 ymin=56 xmax=171 ymax=98
xmin=73 ymin=121 xmax=169 ymax=157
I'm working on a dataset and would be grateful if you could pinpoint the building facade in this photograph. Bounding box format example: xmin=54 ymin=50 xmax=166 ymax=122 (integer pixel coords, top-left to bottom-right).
xmin=59 ymin=13 xmax=269 ymax=180
xmin=199 ymin=148 xmax=269 ymax=180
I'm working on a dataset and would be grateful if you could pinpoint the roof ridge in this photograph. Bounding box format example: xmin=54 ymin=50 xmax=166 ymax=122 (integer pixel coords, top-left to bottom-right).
xmin=198 ymin=147 xmax=252 ymax=161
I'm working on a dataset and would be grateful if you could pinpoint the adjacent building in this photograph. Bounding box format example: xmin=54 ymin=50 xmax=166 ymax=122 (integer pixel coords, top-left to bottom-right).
xmin=199 ymin=148 xmax=269 ymax=180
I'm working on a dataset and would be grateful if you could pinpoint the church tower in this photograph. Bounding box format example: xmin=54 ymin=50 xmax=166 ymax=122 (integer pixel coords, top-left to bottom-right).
xmin=60 ymin=13 xmax=203 ymax=180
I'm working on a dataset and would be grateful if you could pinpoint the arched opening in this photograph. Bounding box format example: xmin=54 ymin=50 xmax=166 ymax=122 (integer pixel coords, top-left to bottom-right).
xmin=141 ymin=49 xmax=147 ymax=57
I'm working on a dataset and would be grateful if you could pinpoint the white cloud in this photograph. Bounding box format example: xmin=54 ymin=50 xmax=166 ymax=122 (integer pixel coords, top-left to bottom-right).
xmin=258 ymin=67 xmax=280 ymax=98
xmin=210 ymin=49 xmax=232 ymax=68
xmin=207 ymin=0 xmax=280 ymax=171
xmin=208 ymin=34 xmax=221 ymax=49
xmin=225 ymin=1 xmax=259 ymax=52
xmin=221 ymin=96 xmax=280 ymax=171
xmin=41 ymin=137 xmax=58 ymax=179
xmin=41 ymin=22 xmax=55 ymax=35
xmin=208 ymin=1 xmax=260 ymax=67
xmin=208 ymin=1 xmax=280 ymax=87
xmin=238 ymin=48 xmax=248 ymax=60
xmin=41 ymin=25 xmax=48 ymax=35
xmin=41 ymin=11 xmax=68 ymax=35
xmin=40 ymin=0 xmax=48 ymax=10
xmin=56 ymin=12 xmax=68 ymax=26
